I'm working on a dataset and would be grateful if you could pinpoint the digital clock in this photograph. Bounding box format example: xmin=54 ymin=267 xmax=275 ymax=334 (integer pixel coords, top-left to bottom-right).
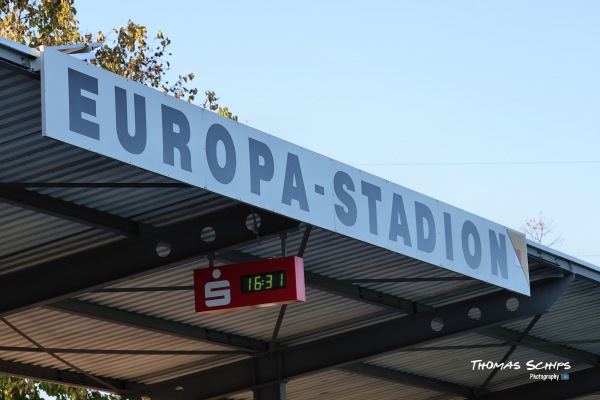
xmin=194 ymin=256 xmax=305 ymax=314
xmin=241 ymin=270 xmax=286 ymax=293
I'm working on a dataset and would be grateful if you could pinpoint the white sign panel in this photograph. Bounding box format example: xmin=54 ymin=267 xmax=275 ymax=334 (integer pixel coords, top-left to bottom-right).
xmin=41 ymin=48 xmax=530 ymax=295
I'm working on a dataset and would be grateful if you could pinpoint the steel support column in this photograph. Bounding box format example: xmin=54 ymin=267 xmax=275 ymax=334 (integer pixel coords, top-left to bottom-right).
xmin=127 ymin=276 xmax=573 ymax=400
xmin=0 ymin=204 xmax=299 ymax=317
xmin=253 ymin=381 xmax=286 ymax=400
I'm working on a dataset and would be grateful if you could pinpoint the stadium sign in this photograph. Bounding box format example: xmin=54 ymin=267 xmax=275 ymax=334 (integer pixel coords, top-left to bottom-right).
xmin=41 ymin=48 xmax=530 ymax=295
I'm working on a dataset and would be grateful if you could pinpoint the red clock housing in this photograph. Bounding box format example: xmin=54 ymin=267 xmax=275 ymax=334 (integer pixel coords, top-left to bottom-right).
xmin=194 ymin=256 xmax=305 ymax=314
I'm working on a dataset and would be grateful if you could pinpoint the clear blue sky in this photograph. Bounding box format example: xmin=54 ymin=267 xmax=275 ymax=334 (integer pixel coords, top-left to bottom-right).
xmin=74 ymin=1 xmax=599 ymax=264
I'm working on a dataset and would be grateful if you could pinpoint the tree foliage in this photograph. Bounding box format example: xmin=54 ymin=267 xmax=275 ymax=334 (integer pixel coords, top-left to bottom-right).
xmin=0 ymin=0 xmax=237 ymax=398
xmin=0 ymin=375 xmax=114 ymax=400
xmin=0 ymin=0 xmax=81 ymax=46
xmin=0 ymin=0 xmax=237 ymax=117
xmin=521 ymin=212 xmax=563 ymax=247
xmin=0 ymin=375 xmax=42 ymax=400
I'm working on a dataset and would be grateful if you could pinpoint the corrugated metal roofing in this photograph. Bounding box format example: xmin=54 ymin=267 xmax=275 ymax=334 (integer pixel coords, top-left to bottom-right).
xmin=0 ymin=202 xmax=120 ymax=274
xmin=501 ymin=278 xmax=600 ymax=356
xmin=285 ymin=369 xmax=461 ymax=400
xmin=221 ymin=369 xmax=464 ymax=400
xmin=2 ymin=308 xmax=246 ymax=385
xmin=1 ymin=42 xmax=600 ymax=399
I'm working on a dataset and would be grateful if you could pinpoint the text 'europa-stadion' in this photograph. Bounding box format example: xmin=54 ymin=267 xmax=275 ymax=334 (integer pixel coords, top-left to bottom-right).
xmin=41 ymin=47 xmax=530 ymax=295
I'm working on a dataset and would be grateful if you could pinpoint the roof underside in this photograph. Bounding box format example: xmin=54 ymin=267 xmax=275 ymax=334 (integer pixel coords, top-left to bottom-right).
xmin=1 ymin=50 xmax=600 ymax=400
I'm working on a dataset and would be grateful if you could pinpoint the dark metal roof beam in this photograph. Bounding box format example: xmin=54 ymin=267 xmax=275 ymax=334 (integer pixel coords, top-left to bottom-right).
xmin=475 ymin=366 xmax=600 ymax=400
xmin=313 ymin=270 xmax=598 ymax=365
xmin=0 ymin=359 xmax=144 ymax=393
xmin=0 ymin=55 xmax=39 ymax=77
xmin=478 ymin=315 xmax=543 ymax=391
xmin=319 ymin=272 xmax=598 ymax=365
xmin=14 ymin=190 xmax=587 ymax=363
xmin=342 ymin=363 xmax=475 ymax=398
xmin=220 ymin=251 xmax=600 ymax=367
xmin=219 ymin=251 xmax=423 ymax=313
xmin=48 ymin=300 xmax=471 ymax=398
xmin=0 ymin=188 xmax=144 ymax=236
xmin=305 ymin=270 xmax=424 ymax=313
xmin=0 ymin=345 xmax=246 ymax=356
xmin=528 ymin=242 xmax=600 ymax=283
xmin=49 ymin=299 xmax=267 ymax=352
xmin=127 ymin=276 xmax=572 ymax=400
xmin=0 ymin=204 xmax=300 ymax=317
xmin=483 ymin=326 xmax=599 ymax=366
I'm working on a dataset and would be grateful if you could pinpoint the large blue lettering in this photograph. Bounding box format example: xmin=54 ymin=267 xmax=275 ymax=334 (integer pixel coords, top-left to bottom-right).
xmin=361 ymin=181 xmax=382 ymax=235
xmin=489 ymin=230 xmax=508 ymax=279
xmin=206 ymin=124 xmax=236 ymax=184
xmin=281 ymin=153 xmax=309 ymax=211
xmin=248 ymin=138 xmax=274 ymax=195
xmin=444 ymin=212 xmax=454 ymax=261
xmin=68 ymin=68 xmax=99 ymax=140
xmin=161 ymin=104 xmax=192 ymax=172
xmin=461 ymin=220 xmax=482 ymax=269
xmin=115 ymin=87 xmax=146 ymax=155
xmin=415 ymin=202 xmax=436 ymax=253
xmin=388 ymin=194 xmax=412 ymax=246
xmin=334 ymin=171 xmax=357 ymax=227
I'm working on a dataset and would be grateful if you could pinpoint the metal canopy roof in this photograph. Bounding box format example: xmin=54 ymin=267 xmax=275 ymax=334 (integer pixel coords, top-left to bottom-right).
xmin=1 ymin=41 xmax=600 ymax=400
